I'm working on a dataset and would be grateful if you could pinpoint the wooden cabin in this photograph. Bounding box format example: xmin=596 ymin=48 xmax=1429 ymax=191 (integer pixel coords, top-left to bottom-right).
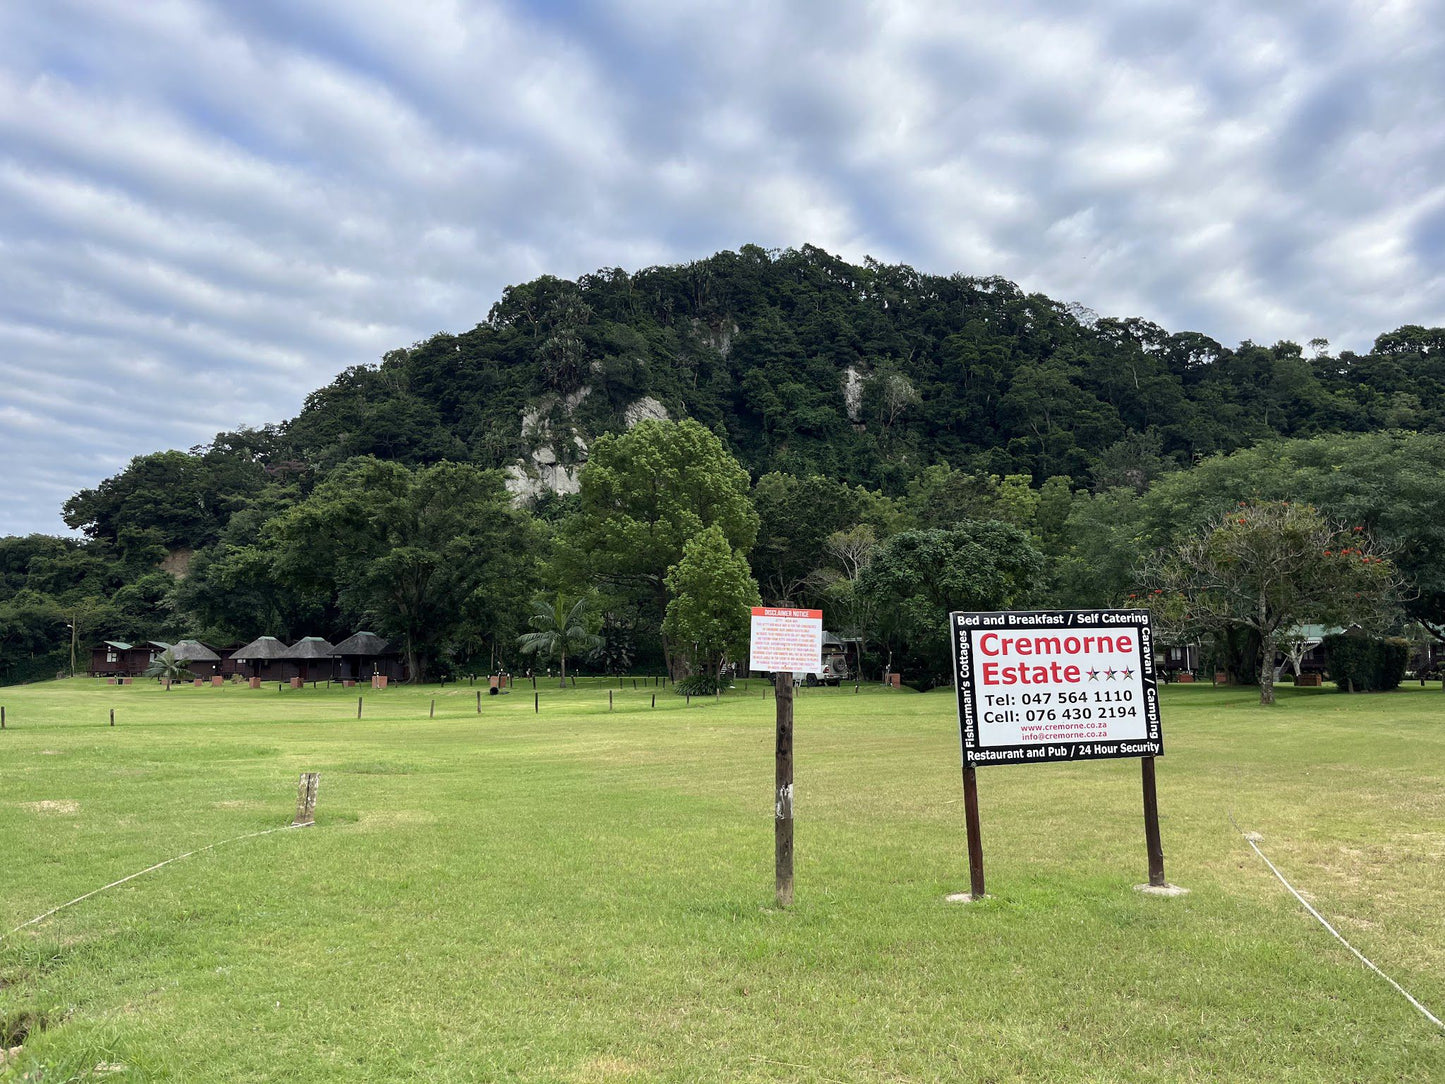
xmin=170 ymin=640 xmax=222 ymax=677
xmin=1159 ymin=641 xmax=1201 ymax=675
xmin=123 ymin=641 xmax=171 ymax=676
xmin=282 ymin=637 xmax=337 ymax=683
xmin=230 ymin=637 xmax=297 ymax=683
xmin=331 ymin=632 xmax=408 ymax=683
xmin=89 ymin=641 xmax=131 ymax=677
xmin=217 ymin=644 xmax=244 ymax=678
xmin=1413 ymin=640 xmax=1445 ymax=676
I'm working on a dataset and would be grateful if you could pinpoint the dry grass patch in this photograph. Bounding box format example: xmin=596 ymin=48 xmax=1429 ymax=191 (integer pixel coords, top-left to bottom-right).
xmin=571 ymin=1054 xmax=650 ymax=1081
xmin=20 ymin=800 xmax=78 ymax=815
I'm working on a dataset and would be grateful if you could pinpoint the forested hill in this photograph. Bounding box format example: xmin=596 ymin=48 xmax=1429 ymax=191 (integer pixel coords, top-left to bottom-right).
xmin=5 ymin=244 xmax=1445 ymax=686
xmin=61 ymin=244 xmax=1445 ymax=552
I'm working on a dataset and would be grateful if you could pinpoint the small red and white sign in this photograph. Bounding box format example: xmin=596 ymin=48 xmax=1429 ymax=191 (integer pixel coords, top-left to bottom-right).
xmin=749 ymin=607 xmax=823 ymax=673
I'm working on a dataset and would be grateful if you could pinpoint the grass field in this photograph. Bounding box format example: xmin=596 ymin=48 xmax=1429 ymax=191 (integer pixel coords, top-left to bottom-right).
xmin=1 ymin=676 xmax=1443 ymax=1082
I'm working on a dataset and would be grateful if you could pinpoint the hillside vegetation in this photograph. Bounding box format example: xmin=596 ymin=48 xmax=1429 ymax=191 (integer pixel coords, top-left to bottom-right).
xmin=4 ymin=246 xmax=1444 ymax=684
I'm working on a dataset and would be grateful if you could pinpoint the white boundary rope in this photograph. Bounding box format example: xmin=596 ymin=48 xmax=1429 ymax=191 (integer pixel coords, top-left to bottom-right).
xmin=1230 ymin=812 xmax=1444 ymax=1033
xmin=1 ymin=822 xmax=311 ymax=943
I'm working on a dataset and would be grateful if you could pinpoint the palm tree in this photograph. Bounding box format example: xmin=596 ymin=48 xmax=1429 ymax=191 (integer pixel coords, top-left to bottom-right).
xmin=517 ymin=594 xmax=603 ymax=688
xmin=144 ymin=648 xmax=192 ymax=684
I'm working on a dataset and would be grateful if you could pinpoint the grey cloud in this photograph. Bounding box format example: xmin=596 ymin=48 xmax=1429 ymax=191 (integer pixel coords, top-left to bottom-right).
xmin=1 ymin=0 xmax=1444 ymax=534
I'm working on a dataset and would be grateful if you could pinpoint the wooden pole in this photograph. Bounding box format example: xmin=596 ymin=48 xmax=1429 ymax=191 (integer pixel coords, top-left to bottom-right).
xmin=534 ymin=692 xmax=539 ymax=713
xmin=109 ymin=708 xmax=115 ymax=727
xmin=430 ymin=699 xmax=435 ymax=719
xmin=476 ymin=690 xmax=481 ymax=713
xmin=651 ymin=693 xmax=656 ymax=708
xmin=292 ymin=772 xmax=320 ymax=826
xmin=357 ymin=697 xmax=363 ymax=719
xmin=1141 ymin=756 xmax=1167 ymax=887
xmin=1 ymin=705 xmax=5 ymax=729
xmin=609 ymin=690 xmax=614 ymax=712
xmin=962 ymin=764 xmax=985 ymax=898
xmin=775 ymin=671 xmax=795 ymax=907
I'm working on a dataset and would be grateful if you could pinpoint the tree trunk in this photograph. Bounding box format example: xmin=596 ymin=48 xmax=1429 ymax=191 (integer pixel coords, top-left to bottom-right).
xmin=1258 ymin=629 xmax=1277 ymax=705
xmin=559 ymin=652 xmax=567 ymax=689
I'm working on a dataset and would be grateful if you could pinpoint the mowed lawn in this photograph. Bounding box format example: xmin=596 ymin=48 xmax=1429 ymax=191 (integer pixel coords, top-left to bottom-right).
xmin=1 ymin=677 xmax=1443 ymax=1082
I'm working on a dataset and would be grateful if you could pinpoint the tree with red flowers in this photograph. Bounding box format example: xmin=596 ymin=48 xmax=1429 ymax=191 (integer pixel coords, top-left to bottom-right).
xmin=1146 ymin=501 xmax=1402 ymax=704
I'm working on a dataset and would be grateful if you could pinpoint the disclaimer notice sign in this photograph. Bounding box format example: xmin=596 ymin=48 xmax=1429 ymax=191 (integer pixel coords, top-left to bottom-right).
xmin=749 ymin=607 xmax=823 ymax=673
xmin=951 ymin=609 xmax=1163 ymax=767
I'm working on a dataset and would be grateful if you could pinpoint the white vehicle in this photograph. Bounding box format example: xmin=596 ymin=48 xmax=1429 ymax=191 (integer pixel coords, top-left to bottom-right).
xmin=793 ymin=633 xmax=860 ymax=686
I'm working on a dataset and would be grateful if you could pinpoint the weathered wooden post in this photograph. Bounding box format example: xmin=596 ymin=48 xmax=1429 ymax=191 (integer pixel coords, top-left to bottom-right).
xmin=430 ymin=699 xmax=435 ymax=719
xmin=1141 ymin=757 xmax=1166 ymax=887
xmin=292 ymin=772 xmax=320 ymax=826
xmin=534 ymin=692 xmax=539 ymax=713
xmin=775 ymin=671 xmax=795 ymax=907
xmin=476 ymin=690 xmax=481 ymax=713
xmin=609 ymin=690 xmax=614 ymax=711
xmin=357 ymin=696 xmax=363 ymax=719
xmin=961 ymin=764 xmax=985 ymax=898
xmin=109 ymin=708 xmax=115 ymax=727
xmin=651 ymin=693 xmax=656 ymax=708
xmin=1 ymin=705 xmax=5 ymax=729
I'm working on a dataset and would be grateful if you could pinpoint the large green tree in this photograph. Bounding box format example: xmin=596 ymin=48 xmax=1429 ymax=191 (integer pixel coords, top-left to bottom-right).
xmin=859 ymin=522 xmax=1045 ymax=688
xmin=267 ymin=458 xmax=538 ymax=681
xmin=750 ymin=472 xmax=899 ymax=604
xmin=1148 ymin=501 xmax=1401 ymax=704
xmin=561 ymin=419 xmax=758 ymax=672
xmin=663 ymin=526 xmax=761 ymax=681
xmin=1134 ymin=433 xmax=1445 ymax=639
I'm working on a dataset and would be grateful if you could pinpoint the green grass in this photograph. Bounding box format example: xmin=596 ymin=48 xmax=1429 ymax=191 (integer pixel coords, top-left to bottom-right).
xmin=1 ymin=676 xmax=1443 ymax=1082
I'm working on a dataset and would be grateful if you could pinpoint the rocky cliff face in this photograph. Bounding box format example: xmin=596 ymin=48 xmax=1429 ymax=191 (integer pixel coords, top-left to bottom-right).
xmin=503 ymin=391 xmax=671 ymax=502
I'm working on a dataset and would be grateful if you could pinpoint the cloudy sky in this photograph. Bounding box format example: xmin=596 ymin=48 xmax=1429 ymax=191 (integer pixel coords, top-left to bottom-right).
xmin=2 ymin=0 xmax=1443 ymax=535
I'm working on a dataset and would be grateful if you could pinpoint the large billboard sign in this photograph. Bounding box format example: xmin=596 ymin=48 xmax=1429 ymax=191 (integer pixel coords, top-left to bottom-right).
xmin=951 ymin=609 xmax=1163 ymax=767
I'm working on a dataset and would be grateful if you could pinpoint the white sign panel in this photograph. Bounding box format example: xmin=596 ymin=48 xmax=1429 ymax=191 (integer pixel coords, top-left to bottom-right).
xmin=749 ymin=607 xmax=823 ymax=673
xmin=951 ymin=609 xmax=1162 ymax=766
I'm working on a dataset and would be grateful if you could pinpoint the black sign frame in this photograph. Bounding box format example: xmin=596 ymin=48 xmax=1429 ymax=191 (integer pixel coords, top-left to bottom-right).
xmin=951 ymin=608 xmax=1163 ymax=767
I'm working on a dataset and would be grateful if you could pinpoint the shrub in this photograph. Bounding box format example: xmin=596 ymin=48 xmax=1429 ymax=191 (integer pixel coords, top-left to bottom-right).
xmin=673 ymin=674 xmax=721 ymax=697
xmin=1323 ymin=634 xmax=1409 ymax=692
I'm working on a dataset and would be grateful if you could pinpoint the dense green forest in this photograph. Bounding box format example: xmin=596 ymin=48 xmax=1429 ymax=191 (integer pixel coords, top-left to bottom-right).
xmin=4 ymin=245 xmax=1444 ymax=687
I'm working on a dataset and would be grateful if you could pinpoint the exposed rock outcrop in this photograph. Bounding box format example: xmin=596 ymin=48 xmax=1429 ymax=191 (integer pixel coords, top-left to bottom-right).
xmin=505 ymin=392 xmax=673 ymax=502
